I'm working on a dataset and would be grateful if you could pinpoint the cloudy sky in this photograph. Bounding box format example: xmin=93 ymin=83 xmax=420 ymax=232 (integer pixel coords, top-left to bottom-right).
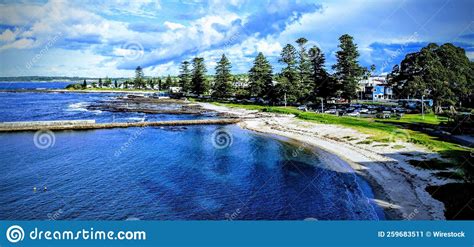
xmin=0 ymin=0 xmax=472 ymax=78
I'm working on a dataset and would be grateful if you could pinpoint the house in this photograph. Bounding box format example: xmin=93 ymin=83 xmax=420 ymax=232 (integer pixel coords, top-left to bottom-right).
xmin=358 ymin=76 xmax=393 ymax=100
xmin=233 ymin=79 xmax=249 ymax=88
xmin=169 ymin=86 xmax=182 ymax=94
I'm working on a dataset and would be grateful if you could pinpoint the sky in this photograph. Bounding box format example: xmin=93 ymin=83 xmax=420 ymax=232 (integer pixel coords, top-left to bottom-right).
xmin=0 ymin=0 xmax=473 ymax=78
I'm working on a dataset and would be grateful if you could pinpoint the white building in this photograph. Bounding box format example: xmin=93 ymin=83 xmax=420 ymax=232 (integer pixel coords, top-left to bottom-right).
xmin=357 ymin=76 xmax=393 ymax=100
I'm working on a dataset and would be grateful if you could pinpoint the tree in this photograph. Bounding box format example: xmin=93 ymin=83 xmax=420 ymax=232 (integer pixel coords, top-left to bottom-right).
xmin=148 ymin=79 xmax=155 ymax=89
xmin=134 ymin=66 xmax=144 ymax=89
xmin=104 ymin=77 xmax=112 ymax=87
xmin=309 ymin=46 xmax=331 ymax=101
xmin=82 ymin=79 xmax=87 ymax=89
xmin=369 ymin=64 xmax=376 ymax=76
xmin=178 ymin=61 xmax=192 ymax=93
xmin=295 ymin=37 xmax=312 ymax=101
xmin=164 ymin=75 xmax=173 ymax=89
xmin=212 ymin=54 xmax=234 ymax=98
xmin=332 ymin=34 xmax=364 ymax=101
xmin=191 ymin=57 xmax=208 ymax=96
xmin=114 ymin=79 xmax=118 ymax=88
xmin=249 ymin=52 xmax=274 ymax=100
xmin=279 ymin=44 xmax=299 ymax=103
xmin=98 ymin=78 xmax=103 ymax=88
xmin=388 ymin=43 xmax=473 ymax=112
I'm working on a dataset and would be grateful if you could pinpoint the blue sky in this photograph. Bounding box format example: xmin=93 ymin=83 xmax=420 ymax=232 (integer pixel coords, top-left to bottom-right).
xmin=0 ymin=0 xmax=472 ymax=78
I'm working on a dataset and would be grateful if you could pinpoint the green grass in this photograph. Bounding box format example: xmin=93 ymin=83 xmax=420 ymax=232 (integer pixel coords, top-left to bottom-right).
xmin=377 ymin=113 xmax=449 ymax=126
xmin=214 ymin=102 xmax=472 ymax=164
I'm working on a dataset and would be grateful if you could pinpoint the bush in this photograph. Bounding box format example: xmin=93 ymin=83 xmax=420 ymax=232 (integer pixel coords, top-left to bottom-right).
xmin=65 ymin=83 xmax=84 ymax=90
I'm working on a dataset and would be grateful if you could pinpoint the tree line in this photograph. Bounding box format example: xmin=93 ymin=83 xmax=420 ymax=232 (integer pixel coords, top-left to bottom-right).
xmin=80 ymin=34 xmax=473 ymax=110
xmin=178 ymin=34 xmax=473 ymax=110
xmin=178 ymin=34 xmax=367 ymax=105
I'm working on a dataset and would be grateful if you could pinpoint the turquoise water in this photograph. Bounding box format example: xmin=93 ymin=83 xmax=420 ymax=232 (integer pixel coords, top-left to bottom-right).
xmin=0 ymin=84 xmax=384 ymax=220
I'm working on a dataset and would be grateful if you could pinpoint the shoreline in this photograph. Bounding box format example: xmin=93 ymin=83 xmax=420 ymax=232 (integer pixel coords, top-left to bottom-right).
xmin=198 ymin=102 xmax=451 ymax=220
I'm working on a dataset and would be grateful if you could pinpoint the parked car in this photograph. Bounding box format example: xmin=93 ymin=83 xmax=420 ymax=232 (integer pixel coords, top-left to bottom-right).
xmin=392 ymin=107 xmax=406 ymax=113
xmin=297 ymin=105 xmax=308 ymax=111
xmin=376 ymin=112 xmax=391 ymax=119
xmin=324 ymin=109 xmax=337 ymax=114
xmin=347 ymin=110 xmax=360 ymax=117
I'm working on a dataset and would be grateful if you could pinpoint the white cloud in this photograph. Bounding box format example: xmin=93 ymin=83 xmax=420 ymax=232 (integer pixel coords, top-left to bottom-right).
xmin=0 ymin=0 xmax=472 ymax=77
xmin=0 ymin=38 xmax=35 ymax=51
xmin=88 ymin=0 xmax=162 ymax=18
xmin=164 ymin=21 xmax=185 ymax=30
xmin=146 ymin=61 xmax=178 ymax=76
xmin=466 ymin=51 xmax=474 ymax=60
xmin=0 ymin=29 xmax=16 ymax=42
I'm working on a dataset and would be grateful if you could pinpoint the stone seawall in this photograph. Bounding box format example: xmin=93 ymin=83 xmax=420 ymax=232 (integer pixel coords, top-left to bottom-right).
xmin=0 ymin=119 xmax=240 ymax=132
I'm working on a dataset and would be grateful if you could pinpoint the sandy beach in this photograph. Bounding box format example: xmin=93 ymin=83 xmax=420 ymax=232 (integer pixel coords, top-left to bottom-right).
xmin=199 ymin=102 xmax=454 ymax=220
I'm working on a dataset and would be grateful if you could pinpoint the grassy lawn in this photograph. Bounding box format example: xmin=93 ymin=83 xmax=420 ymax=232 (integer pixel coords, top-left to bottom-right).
xmin=213 ymin=102 xmax=472 ymax=178
xmin=377 ymin=113 xmax=449 ymax=125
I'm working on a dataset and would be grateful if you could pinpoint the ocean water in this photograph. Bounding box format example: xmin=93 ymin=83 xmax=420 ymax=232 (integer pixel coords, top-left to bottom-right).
xmin=0 ymin=92 xmax=216 ymax=123
xmin=0 ymin=83 xmax=384 ymax=220
xmin=0 ymin=81 xmax=71 ymax=90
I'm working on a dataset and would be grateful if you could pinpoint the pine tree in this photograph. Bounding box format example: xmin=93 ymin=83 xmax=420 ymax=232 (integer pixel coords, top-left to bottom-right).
xmin=134 ymin=66 xmax=144 ymax=89
xmin=104 ymin=77 xmax=112 ymax=87
xmin=148 ymin=79 xmax=154 ymax=89
xmin=279 ymin=44 xmax=299 ymax=103
xmin=98 ymin=78 xmax=102 ymax=88
xmin=309 ymin=46 xmax=331 ymax=101
xmin=191 ymin=57 xmax=208 ymax=96
xmin=178 ymin=61 xmax=192 ymax=93
xmin=249 ymin=52 xmax=273 ymax=99
xmin=82 ymin=79 xmax=87 ymax=89
xmin=332 ymin=34 xmax=364 ymax=101
xmin=212 ymin=54 xmax=233 ymax=98
xmin=296 ymin=37 xmax=312 ymax=101
xmin=164 ymin=75 xmax=173 ymax=89
xmin=114 ymin=79 xmax=118 ymax=88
